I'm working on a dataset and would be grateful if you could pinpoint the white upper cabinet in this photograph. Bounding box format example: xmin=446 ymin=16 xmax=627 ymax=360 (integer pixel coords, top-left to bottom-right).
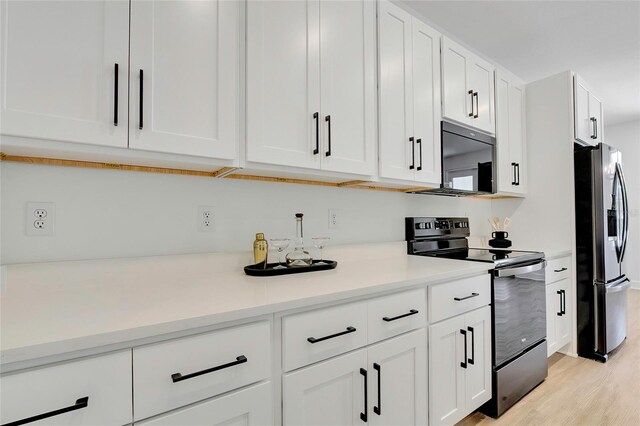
xmin=129 ymin=0 xmax=239 ymax=159
xmin=496 ymin=69 xmax=527 ymax=195
xmin=574 ymin=74 xmax=604 ymax=145
xmin=378 ymin=0 xmax=441 ymax=184
xmin=0 ymin=0 xmax=129 ymax=148
xmin=442 ymin=37 xmax=495 ymax=134
xmin=247 ymin=0 xmax=376 ymax=176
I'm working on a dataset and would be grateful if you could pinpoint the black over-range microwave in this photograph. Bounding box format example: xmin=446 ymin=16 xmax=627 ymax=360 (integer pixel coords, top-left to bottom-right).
xmin=411 ymin=121 xmax=496 ymax=196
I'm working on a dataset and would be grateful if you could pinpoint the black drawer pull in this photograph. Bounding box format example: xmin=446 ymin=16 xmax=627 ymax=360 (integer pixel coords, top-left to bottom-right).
xmin=416 ymin=138 xmax=422 ymax=171
xmin=468 ymin=90 xmax=474 ymax=117
xmin=511 ymin=162 xmax=517 ymax=185
xmin=325 ymin=115 xmax=332 ymax=157
xmin=454 ymin=292 xmax=479 ymax=301
xmin=409 ymin=137 xmax=415 ymax=170
xmin=171 ymin=355 xmax=247 ymax=383
xmin=113 ymin=63 xmax=119 ymax=126
xmin=360 ymin=368 xmax=368 ymax=422
xmin=556 ymin=290 xmax=563 ymax=316
xmin=373 ymin=363 xmax=381 ymax=415
xmin=307 ymin=326 xmax=356 ymax=344
xmin=460 ymin=329 xmax=468 ymax=369
xmin=467 ymin=326 xmax=475 ymax=365
xmin=554 ymin=267 xmax=568 ymax=273
xmin=383 ymin=309 xmax=419 ymax=322
xmin=473 ymin=91 xmax=479 ymax=119
xmin=561 ymin=289 xmax=566 ymax=315
xmin=313 ymin=112 xmax=319 ymax=155
xmin=3 ymin=397 xmax=89 ymax=426
xmin=138 ymin=69 xmax=144 ymax=129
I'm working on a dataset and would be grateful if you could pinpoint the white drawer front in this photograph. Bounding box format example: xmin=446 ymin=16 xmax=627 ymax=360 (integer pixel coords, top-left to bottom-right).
xmin=0 ymin=350 xmax=132 ymax=426
xmin=368 ymin=288 xmax=426 ymax=344
xmin=133 ymin=321 xmax=271 ymax=421
xmin=546 ymin=256 xmax=571 ymax=284
xmin=429 ymin=274 xmax=491 ymax=323
xmin=282 ymin=301 xmax=367 ymax=372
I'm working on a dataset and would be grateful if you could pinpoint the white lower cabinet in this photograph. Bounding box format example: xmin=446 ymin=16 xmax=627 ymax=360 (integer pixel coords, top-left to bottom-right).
xmin=135 ymin=382 xmax=272 ymax=426
xmin=546 ymin=278 xmax=572 ymax=356
xmin=283 ymin=329 xmax=427 ymax=426
xmin=429 ymin=306 xmax=492 ymax=426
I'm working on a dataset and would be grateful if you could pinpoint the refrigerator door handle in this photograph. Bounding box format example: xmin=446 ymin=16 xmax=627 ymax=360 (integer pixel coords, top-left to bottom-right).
xmin=616 ymin=163 xmax=629 ymax=262
xmin=605 ymin=278 xmax=630 ymax=294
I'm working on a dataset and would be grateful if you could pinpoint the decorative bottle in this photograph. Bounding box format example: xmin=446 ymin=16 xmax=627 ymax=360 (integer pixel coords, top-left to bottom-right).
xmin=253 ymin=233 xmax=268 ymax=269
xmin=286 ymin=213 xmax=313 ymax=267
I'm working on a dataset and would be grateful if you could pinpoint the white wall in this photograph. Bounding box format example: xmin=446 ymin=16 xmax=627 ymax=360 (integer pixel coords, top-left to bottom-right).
xmin=0 ymin=162 xmax=493 ymax=264
xmin=605 ymin=119 xmax=640 ymax=288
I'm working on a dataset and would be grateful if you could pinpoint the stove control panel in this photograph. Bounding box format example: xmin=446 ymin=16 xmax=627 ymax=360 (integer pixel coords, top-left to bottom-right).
xmin=406 ymin=217 xmax=470 ymax=240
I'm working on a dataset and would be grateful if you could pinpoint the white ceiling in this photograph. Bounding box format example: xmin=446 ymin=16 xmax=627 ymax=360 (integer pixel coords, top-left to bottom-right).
xmin=403 ymin=1 xmax=640 ymax=126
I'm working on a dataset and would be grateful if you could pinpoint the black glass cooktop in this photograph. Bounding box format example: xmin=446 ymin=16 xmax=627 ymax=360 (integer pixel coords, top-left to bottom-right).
xmin=420 ymin=248 xmax=545 ymax=268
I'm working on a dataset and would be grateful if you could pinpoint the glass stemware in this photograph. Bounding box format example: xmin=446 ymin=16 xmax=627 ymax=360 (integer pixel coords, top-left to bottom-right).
xmin=312 ymin=237 xmax=331 ymax=264
xmin=270 ymin=238 xmax=290 ymax=269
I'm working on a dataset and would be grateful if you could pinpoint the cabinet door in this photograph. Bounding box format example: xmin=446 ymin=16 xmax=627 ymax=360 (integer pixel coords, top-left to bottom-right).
xmin=441 ymin=37 xmax=471 ymax=126
xmin=246 ymin=0 xmax=321 ymax=169
xmin=283 ymin=349 xmax=367 ymax=425
xmin=412 ymin=19 xmax=442 ymax=185
xmin=319 ymin=0 xmax=376 ymax=175
xmin=574 ymin=75 xmax=595 ymax=145
xmin=129 ymin=0 xmax=238 ymax=159
xmin=464 ymin=307 xmax=492 ymax=412
xmin=378 ymin=0 xmax=415 ymax=181
xmin=429 ymin=315 xmax=466 ymax=426
xmin=367 ymin=329 xmax=427 ymax=426
xmin=0 ymin=0 xmax=128 ymax=147
xmin=556 ymin=279 xmax=572 ymax=348
xmin=589 ymin=93 xmax=604 ymax=144
xmin=496 ymin=70 xmax=526 ymax=195
xmin=136 ymin=382 xmax=272 ymax=425
xmin=546 ymin=282 xmax=561 ymax=356
xmin=467 ymin=56 xmax=496 ymax=134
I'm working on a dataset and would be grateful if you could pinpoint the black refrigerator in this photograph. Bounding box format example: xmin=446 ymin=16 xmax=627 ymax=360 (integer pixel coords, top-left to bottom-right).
xmin=574 ymin=143 xmax=630 ymax=361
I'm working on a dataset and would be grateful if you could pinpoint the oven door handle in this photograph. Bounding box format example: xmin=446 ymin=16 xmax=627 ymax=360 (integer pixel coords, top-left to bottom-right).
xmin=495 ymin=260 xmax=546 ymax=277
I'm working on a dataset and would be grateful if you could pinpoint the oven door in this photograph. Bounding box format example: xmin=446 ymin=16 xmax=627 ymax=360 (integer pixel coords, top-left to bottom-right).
xmin=493 ymin=260 xmax=547 ymax=367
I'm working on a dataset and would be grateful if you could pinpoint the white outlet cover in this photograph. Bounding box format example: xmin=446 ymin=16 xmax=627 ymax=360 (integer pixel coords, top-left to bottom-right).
xmin=328 ymin=209 xmax=339 ymax=229
xmin=198 ymin=206 xmax=215 ymax=232
xmin=26 ymin=202 xmax=55 ymax=236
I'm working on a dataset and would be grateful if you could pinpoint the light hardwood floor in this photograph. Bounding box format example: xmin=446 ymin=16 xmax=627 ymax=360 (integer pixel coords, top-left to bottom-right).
xmin=461 ymin=289 xmax=640 ymax=426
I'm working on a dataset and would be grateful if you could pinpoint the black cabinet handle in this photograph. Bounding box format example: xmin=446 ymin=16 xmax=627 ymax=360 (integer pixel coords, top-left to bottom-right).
xmin=113 ymin=63 xmax=119 ymax=126
xmin=468 ymin=90 xmax=474 ymax=117
xmin=556 ymin=290 xmax=563 ymax=316
xmin=2 ymin=397 xmax=89 ymax=426
xmin=511 ymin=162 xmax=517 ymax=185
xmin=594 ymin=118 xmax=598 ymax=139
xmin=139 ymin=69 xmax=144 ymax=129
xmin=171 ymin=355 xmax=247 ymax=383
xmin=473 ymin=92 xmax=479 ymax=119
xmin=409 ymin=137 xmax=415 ymax=170
xmin=454 ymin=292 xmax=479 ymax=301
xmin=313 ymin=112 xmax=319 ymax=155
xmin=416 ymin=139 xmax=423 ymax=171
xmin=516 ymin=163 xmax=520 ymax=186
xmin=467 ymin=326 xmax=475 ymax=365
xmin=460 ymin=329 xmax=468 ymax=369
xmin=360 ymin=368 xmax=368 ymax=422
xmin=307 ymin=326 xmax=356 ymax=344
xmin=554 ymin=267 xmax=568 ymax=273
xmin=325 ymin=115 xmax=331 ymax=157
xmin=373 ymin=363 xmax=381 ymax=415
xmin=561 ymin=290 xmax=566 ymax=315
xmin=383 ymin=309 xmax=419 ymax=322
xmin=590 ymin=117 xmax=597 ymax=139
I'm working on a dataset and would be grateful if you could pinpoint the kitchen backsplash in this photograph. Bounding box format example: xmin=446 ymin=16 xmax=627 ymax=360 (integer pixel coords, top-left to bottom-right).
xmin=1 ymin=162 xmax=493 ymax=264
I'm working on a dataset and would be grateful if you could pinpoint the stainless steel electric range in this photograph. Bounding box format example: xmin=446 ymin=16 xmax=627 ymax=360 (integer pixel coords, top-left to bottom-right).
xmin=406 ymin=217 xmax=548 ymax=417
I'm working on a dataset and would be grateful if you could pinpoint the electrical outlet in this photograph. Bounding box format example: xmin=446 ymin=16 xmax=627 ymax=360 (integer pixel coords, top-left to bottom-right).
xmin=26 ymin=202 xmax=55 ymax=236
xmin=198 ymin=206 xmax=215 ymax=232
xmin=328 ymin=209 xmax=339 ymax=229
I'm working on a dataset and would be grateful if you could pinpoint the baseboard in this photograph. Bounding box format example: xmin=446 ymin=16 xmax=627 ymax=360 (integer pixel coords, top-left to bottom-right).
xmin=629 ymin=280 xmax=640 ymax=290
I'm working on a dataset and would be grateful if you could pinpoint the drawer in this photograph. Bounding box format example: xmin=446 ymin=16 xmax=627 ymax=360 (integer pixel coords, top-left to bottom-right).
xmin=546 ymin=256 xmax=571 ymax=284
xmin=133 ymin=321 xmax=271 ymax=421
xmin=429 ymin=274 xmax=491 ymax=323
xmin=282 ymin=301 xmax=367 ymax=371
xmin=368 ymin=288 xmax=426 ymax=344
xmin=0 ymin=350 xmax=132 ymax=426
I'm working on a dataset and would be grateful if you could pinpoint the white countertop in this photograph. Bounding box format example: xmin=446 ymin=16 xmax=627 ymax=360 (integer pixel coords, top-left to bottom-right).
xmin=0 ymin=242 xmax=492 ymax=368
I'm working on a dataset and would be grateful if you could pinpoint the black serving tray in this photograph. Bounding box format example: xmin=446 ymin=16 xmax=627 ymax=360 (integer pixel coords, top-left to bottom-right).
xmin=244 ymin=260 xmax=337 ymax=276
